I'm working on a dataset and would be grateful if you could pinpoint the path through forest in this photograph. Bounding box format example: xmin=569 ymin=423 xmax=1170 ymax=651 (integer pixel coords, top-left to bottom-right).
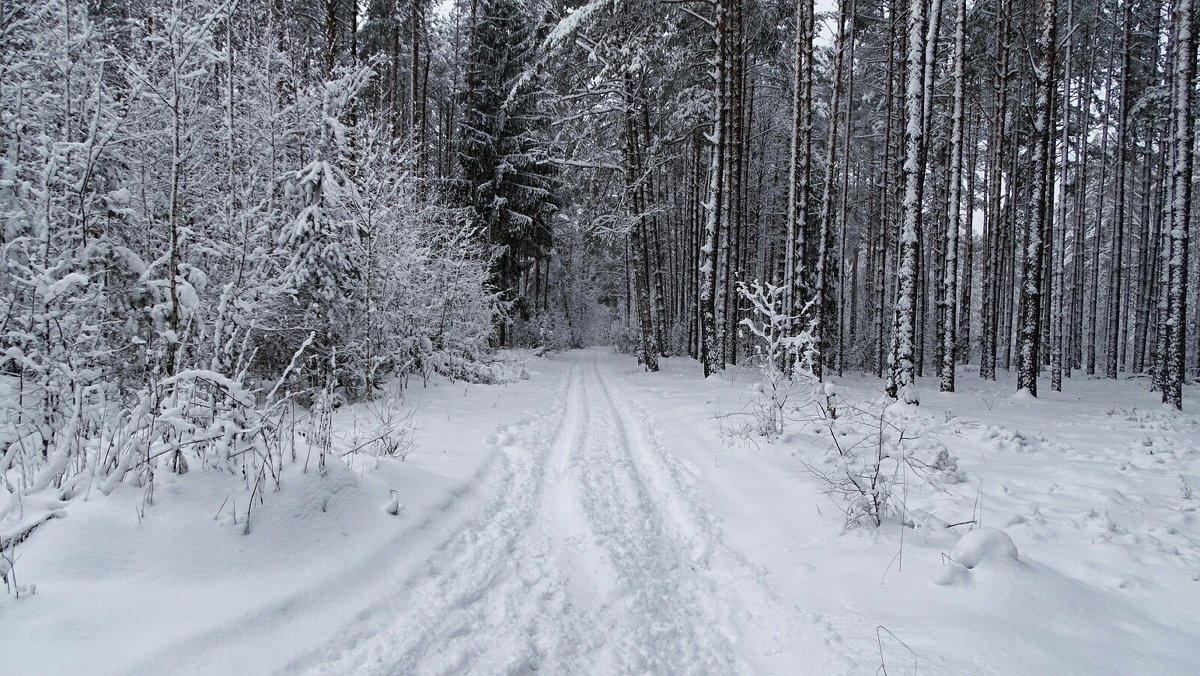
xmin=290 ymin=352 xmax=847 ymax=675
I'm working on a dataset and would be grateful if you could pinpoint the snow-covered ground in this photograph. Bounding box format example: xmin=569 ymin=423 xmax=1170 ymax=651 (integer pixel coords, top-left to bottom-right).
xmin=3 ymin=350 xmax=1198 ymax=675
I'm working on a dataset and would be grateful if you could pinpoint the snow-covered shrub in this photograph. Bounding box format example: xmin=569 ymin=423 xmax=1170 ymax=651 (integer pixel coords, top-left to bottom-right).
xmin=537 ymin=313 xmax=564 ymax=351
xmin=363 ymin=397 xmax=417 ymax=460
xmin=804 ymin=402 xmax=959 ymax=528
xmin=306 ymin=385 xmax=337 ymax=471
xmin=515 ymin=310 xmax=574 ymax=352
xmin=802 ymin=404 xmax=905 ymax=527
xmin=426 ymin=353 xmax=506 ymax=384
xmin=608 ymin=320 xmax=641 ymax=355
xmin=930 ymin=447 xmax=967 ymax=484
xmin=0 ymin=0 xmax=137 ymax=510
xmin=266 ymin=72 xmax=499 ymax=397
xmin=736 ymin=280 xmax=818 ymax=438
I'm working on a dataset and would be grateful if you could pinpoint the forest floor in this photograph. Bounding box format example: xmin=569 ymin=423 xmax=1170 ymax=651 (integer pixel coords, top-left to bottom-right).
xmin=2 ymin=349 xmax=1199 ymax=675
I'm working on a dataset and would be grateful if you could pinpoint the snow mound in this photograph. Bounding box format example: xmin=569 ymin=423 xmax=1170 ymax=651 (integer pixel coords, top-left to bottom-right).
xmin=935 ymin=528 xmax=1020 ymax=586
xmin=953 ymin=527 xmax=1019 ymax=569
xmin=933 ymin=561 xmax=971 ymax=586
xmin=1010 ymin=388 xmax=1035 ymax=401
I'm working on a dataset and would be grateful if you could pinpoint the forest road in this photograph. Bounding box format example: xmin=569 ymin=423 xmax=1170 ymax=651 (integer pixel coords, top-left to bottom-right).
xmin=291 ymin=351 xmax=839 ymax=675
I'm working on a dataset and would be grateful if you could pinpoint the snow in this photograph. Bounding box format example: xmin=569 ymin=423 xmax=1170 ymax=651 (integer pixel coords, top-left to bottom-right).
xmin=598 ymin=355 xmax=1200 ymax=674
xmin=951 ymin=527 xmax=1019 ymax=568
xmin=0 ymin=355 xmax=566 ymax=674
xmin=382 ymin=489 xmax=402 ymax=515
xmin=3 ymin=351 xmax=1199 ymax=675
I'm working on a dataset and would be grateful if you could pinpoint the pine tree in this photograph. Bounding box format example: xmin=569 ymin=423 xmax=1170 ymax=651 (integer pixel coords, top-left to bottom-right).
xmin=813 ymin=0 xmax=851 ymax=382
xmin=700 ymin=0 xmax=732 ymax=377
xmin=1015 ymin=0 xmax=1057 ymax=397
xmin=784 ymin=0 xmax=815 ymax=372
xmin=1163 ymin=0 xmax=1195 ymax=409
xmin=886 ymin=0 xmax=927 ymax=404
xmin=940 ymin=0 xmax=966 ymax=393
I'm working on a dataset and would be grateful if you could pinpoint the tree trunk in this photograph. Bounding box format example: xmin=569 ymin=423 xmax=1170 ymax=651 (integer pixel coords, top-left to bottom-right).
xmin=886 ymin=0 xmax=926 ymax=404
xmin=813 ymin=0 xmax=850 ymax=381
xmin=940 ymin=0 xmax=965 ymax=392
xmin=785 ymin=0 xmax=815 ymax=365
xmin=1163 ymin=0 xmax=1195 ymax=409
xmin=1107 ymin=2 xmax=1133 ymax=379
xmin=700 ymin=0 xmax=729 ymax=377
xmin=980 ymin=0 xmax=1010 ymax=381
xmin=1016 ymin=0 xmax=1057 ymax=397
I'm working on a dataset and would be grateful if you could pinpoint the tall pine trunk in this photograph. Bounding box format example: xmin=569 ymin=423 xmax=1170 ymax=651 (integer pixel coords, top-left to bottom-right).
xmin=700 ymin=0 xmax=729 ymax=377
xmin=1163 ymin=0 xmax=1195 ymax=409
xmin=886 ymin=0 xmax=926 ymax=404
xmin=813 ymin=0 xmax=850 ymax=381
xmin=940 ymin=0 xmax=965 ymax=392
xmin=785 ymin=0 xmax=815 ymax=372
xmin=1016 ymin=0 xmax=1057 ymax=396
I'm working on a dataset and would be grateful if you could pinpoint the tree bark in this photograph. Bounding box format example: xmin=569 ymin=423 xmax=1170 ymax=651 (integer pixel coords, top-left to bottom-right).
xmin=1163 ymin=0 xmax=1195 ymax=409
xmin=940 ymin=0 xmax=965 ymax=392
xmin=886 ymin=0 xmax=927 ymax=403
xmin=1016 ymin=0 xmax=1057 ymax=397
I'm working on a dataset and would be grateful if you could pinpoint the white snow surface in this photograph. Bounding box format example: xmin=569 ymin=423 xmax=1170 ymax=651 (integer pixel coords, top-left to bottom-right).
xmin=952 ymin=527 xmax=1019 ymax=568
xmin=3 ymin=350 xmax=1199 ymax=675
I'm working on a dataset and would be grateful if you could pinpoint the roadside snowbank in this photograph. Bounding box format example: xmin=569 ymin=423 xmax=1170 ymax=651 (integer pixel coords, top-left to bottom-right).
xmin=0 ymin=353 xmax=567 ymax=676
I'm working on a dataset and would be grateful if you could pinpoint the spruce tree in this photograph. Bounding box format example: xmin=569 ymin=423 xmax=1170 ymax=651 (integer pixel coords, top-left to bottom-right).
xmin=457 ymin=0 xmax=560 ymax=345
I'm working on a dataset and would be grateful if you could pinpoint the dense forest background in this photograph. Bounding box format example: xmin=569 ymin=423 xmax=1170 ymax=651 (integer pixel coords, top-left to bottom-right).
xmin=1 ymin=0 xmax=1198 ymax=501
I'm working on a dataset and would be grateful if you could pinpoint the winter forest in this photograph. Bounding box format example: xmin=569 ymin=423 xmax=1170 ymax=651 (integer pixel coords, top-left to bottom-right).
xmin=2 ymin=0 xmax=1200 ymax=672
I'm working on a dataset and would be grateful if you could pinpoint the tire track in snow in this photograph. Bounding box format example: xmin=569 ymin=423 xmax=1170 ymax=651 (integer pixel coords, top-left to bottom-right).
xmin=571 ymin=358 xmax=743 ymax=675
xmin=297 ymin=352 xmax=856 ymax=674
xmin=297 ymin=362 xmax=595 ymax=675
xmin=592 ymin=362 xmax=861 ymax=674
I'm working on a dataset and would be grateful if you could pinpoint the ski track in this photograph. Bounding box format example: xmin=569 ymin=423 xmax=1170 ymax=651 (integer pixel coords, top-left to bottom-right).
xmin=293 ymin=353 xmax=840 ymax=675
